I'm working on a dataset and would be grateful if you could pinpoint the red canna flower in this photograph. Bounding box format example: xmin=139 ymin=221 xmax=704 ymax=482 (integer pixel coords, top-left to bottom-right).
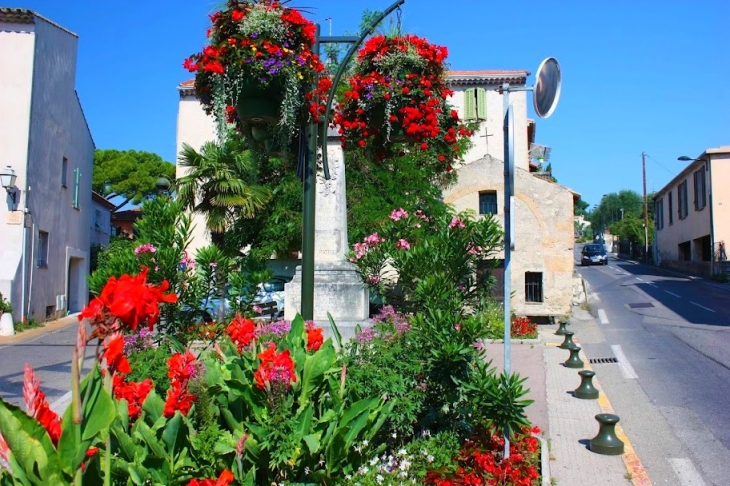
xmin=306 ymin=322 xmax=324 ymax=352
xmin=164 ymin=351 xmax=199 ymax=418
xmin=23 ymin=364 xmax=61 ymax=446
xmin=226 ymin=313 xmax=256 ymax=352
xmin=113 ymin=375 xmax=153 ymax=421
xmin=254 ymin=343 xmax=296 ymax=390
xmin=186 ymin=469 xmax=235 ymax=486
xmin=103 ymin=332 xmax=131 ymax=375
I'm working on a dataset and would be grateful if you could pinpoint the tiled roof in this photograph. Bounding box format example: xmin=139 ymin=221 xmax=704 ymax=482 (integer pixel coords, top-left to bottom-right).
xmin=0 ymin=7 xmax=78 ymax=36
xmin=0 ymin=7 xmax=34 ymax=23
xmin=178 ymin=69 xmax=529 ymax=92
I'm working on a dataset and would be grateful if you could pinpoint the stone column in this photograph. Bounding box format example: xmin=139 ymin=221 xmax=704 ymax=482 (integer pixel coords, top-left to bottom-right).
xmin=285 ymin=128 xmax=369 ymax=335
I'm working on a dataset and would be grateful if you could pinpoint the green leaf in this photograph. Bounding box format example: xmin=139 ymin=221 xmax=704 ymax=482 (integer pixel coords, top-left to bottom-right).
xmin=301 ymin=433 xmax=321 ymax=455
xmin=327 ymin=313 xmax=342 ymax=349
xmin=161 ymin=412 xmax=184 ymax=457
xmin=297 ymin=342 xmax=336 ymax=408
xmin=0 ymin=398 xmax=62 ymax=483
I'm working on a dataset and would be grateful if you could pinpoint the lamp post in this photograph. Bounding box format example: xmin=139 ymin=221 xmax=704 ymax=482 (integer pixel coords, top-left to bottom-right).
xmin=155 ymin=176 xmax=171 ymax=196
xmin=642 ymin=152 xmax=649 ymax=263
xmin=678 ymin=154 xmax=714 ymax=274
xmin=1 ymin=166 xmax=17 ymax=208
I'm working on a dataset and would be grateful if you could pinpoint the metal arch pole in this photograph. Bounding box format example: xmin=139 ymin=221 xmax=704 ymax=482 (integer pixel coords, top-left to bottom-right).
xmin=502 ymin=83 xmax=515 ymax=459
xmin=300 ymin=0 xmax=406 ymax=320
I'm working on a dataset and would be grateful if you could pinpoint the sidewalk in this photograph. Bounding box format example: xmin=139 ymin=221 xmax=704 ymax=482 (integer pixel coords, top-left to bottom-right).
xmin=0 ymin=313 xmax=80 ymax=345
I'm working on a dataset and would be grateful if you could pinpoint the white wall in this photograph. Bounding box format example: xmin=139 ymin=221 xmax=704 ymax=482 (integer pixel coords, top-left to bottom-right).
xmin=0 ymin=15 xmax=94 ymax=321
xmin=91 ymin=199 xmax=112 ymax=246
xmin=175 ymin=93 xmax=217 ymax=255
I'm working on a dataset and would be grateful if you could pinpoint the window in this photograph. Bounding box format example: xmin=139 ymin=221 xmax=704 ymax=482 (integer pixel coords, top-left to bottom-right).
xmin=693 ymin=166 xmax=707 ymax=211
xmin=61 ymin=157 xmax=68 ymax=188
xmin=678 ymin=180 xmax=688 ymax=220
xmin=479 ymin=191 xmax=498 ymax=215
xmin=463 ymin=87 xmax=487 ymax=121
xmin=525 ymin=272 xmax=543 ymax=303
xmin=72 ymin=167 xmax=81 ymax=209
xmin=655 ymin=198 xmax=664 ymax=230
xmin=668 ymin=191 xmax=674 ymax=225
xmin=477 ymin=259 xmax=504 ymax=301
xmin=37 ymin=231 xmax=49 ymax=267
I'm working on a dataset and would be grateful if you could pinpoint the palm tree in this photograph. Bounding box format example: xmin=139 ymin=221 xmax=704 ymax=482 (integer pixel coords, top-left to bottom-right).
xmin=175 ymin=136 xmax=271 ymax=249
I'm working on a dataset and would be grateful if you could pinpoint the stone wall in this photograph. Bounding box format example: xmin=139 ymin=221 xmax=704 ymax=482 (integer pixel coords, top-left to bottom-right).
xmin=444 ymin=155 xmax=575 ymax=318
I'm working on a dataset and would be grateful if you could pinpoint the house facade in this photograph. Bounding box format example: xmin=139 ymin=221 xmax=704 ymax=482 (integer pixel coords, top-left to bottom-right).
xmin=0 ymin=9 xmax=95 ymax=322
xmin=91 ymin=192 xmax=115 ymax=247
xmin=653 ymin=146 xmax=730 ymax=277
xmin=443 ymin=71 xmax=576 ymax=319
xmin=176 ymin=69 xmax=576 ymax=318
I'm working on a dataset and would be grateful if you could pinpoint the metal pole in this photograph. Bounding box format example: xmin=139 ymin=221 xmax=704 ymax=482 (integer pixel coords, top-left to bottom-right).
xmin=642 ymin=152 xmax=649 ymax=262
xmin=300 ymin=24 xmax=320 ymax=321
xmin=707 ymin=155 xmax=715 ymax=275
xmin=502 ymin=83 xmax=515 ymax=458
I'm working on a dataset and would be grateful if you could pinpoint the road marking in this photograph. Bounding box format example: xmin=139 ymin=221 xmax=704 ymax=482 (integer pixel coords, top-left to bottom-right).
xmin=647 ymin=282 xmax=657 ymax=288
xmin=598 ymin=309 xmax=609 ymax=324
xmin=635 ymin=277 xmax=644 ymax=282
xmin=690 ymin=302 xmax=715 ymax=313
xmin=611 ymin=345 xmax=638 ymax=379
xmin=664 ymin=290 xmax=680 ymax=298
xmin=668 ymin=458 xmax=708 ymax=486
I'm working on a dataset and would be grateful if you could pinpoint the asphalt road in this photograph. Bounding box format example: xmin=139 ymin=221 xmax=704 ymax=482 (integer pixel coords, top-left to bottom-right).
xmin=0 ymin=320 xmax=95 ymax=409
xmin=576 ymin=244 xmax=730 ymax=486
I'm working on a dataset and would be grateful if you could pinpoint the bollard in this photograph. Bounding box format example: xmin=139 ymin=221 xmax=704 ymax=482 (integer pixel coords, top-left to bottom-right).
xmin=559 ymin=331 xmax=576 ymax=349
xmin=555 ymin=320 xmax=568 ymax=335
xmin=590 ymin=414 xmax=624 ymax=455
xmin=564 ymin=345 xmax=584 ymax=369
xmin=574 ymin=370 xmax=599 ymax=399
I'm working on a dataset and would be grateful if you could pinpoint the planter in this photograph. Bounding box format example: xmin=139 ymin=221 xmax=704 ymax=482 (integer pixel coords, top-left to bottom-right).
xmin=235 ymin=78 xmax=282 ymax=124
xmin=0 ymin=313 xmax=14 ymax=336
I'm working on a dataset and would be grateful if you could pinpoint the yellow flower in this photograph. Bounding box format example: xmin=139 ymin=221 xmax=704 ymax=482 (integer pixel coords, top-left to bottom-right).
xmin=297 ymin=72 xmax=303 ymax=79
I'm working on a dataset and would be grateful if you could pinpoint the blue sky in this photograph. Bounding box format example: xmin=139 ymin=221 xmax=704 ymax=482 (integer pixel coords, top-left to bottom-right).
xmin=11 ymin=0 xmax=729 ymax=208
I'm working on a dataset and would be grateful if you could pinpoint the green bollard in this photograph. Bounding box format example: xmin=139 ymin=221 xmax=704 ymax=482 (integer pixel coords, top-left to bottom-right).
xmin=590 ymin=414 xmax=624 ymax=455
xmin=574 ymin=370 xmax=599 ymax=399
xmin=559 ymin=330 xmax=576 ymax=349
xmin=555 ymin=320 xmax=568 ymax=335
xmin=564 ymin=345 xmax=584 ymax=369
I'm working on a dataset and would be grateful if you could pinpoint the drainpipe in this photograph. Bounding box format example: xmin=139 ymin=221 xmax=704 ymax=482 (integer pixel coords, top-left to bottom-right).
xmin=707 ymin=155 xmax=715 ymax=276
xmin=27 ymin=222 xmax=35 ymax=320
xmin=19 ymin=186 xmax=30 ymax=322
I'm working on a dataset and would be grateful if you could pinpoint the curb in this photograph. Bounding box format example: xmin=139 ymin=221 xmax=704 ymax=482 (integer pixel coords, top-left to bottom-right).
xmin=534 ymin=433 xmax=551 ymax=486
xmin=0 ymin=313 xmax=80 ymax=345
xmin=482 ymin=336 xmax=541 ymax=345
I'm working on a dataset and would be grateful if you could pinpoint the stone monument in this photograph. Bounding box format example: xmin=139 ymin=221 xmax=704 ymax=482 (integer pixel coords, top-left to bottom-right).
xmin=284 ymin=127 xmax=369 ymax=334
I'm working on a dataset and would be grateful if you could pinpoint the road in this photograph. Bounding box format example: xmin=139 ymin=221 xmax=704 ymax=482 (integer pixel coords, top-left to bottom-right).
xmin=0 ymin=319 xmax=95 ymax=410
xmin=576 ymin=244 xmax=730 ymax=485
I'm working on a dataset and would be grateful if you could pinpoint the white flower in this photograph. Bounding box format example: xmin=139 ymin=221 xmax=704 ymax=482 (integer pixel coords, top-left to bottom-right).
xmin=427 ymin=454 xmax=434 ymax=463
xmin=376 ymin=474 xmax=384 ymax=484
xmin=362 ymin=439 xmax=369 ymax=447
xmin=397 ymin=448 xmax=407 ymax=456
xmin=370 ymin=456 xmax=379 ymax=466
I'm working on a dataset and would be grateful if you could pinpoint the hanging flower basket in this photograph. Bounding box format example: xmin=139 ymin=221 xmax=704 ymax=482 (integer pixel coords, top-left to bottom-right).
xmin=334 ymin=34 xmax=475 ymax=168
xmin=184 ymin=0 xmax=328 ymax=142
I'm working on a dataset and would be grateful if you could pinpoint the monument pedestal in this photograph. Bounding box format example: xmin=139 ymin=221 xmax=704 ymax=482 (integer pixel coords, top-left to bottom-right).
xmin=283 ymin=128 xmax=370 ymax=342
xmin=285 ymin=262 xmax=369 ymax=339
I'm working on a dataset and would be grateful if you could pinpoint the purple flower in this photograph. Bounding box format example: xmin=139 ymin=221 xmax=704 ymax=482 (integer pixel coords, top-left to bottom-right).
xmin=251 ymin=32 xmax=259 ymax=39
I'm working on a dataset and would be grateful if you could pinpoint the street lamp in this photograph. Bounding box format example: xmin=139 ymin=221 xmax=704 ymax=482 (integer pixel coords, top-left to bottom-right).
xmin=678 ymin=154 xmax=714 ymax=274
xmin=1 ymin=165 xmax=17 ymax=206
xmin=155 ymin=176 xmax=171 ymax=195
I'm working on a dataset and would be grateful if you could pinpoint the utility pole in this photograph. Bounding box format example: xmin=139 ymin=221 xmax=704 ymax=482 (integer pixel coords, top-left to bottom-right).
xmin=642 ymin=152 xmax=649 ymax=262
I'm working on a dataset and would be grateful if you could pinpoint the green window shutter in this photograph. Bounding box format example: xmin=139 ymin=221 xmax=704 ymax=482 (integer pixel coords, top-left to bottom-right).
xmin=476 ymin=88 xmax=487 ymax=120
xmin=73 ymin=168 xmax=80 ymax=209
xmin=464 ymin=88 xmax=476 ymax=120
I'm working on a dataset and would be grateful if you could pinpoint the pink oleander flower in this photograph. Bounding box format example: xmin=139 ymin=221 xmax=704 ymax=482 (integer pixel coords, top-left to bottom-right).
xmin=364 ymin=232 xmax=385 ymax=246
xmin=252 ymin=305 xmax=262 ymax=314
xmin=390 ymin=208 xmax=409 ymax=221
xmin=414 ymin=209 xmax=430 ymax=222
xmin=449 ymin=216 xmax=465 ymax=229
xmin=368 ymin=275 xmax=380 ymax=285
xmin=466 ymin=242 xmax=483 ymax=255
xmin=396 ymin=239 xmax=411 ymax=250
xmin=134 ymin=243 xmax=157 ymax=256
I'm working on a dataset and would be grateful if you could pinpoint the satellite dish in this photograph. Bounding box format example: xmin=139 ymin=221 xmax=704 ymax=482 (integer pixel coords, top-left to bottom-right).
xmin=533 ymin=57 xmax=561 ymax=118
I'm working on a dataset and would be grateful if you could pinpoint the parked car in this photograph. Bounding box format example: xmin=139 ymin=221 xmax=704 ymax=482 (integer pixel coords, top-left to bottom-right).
xmin=253 ymin=276 xmax=290 ymax=317
xmin=581 ymin=244 xmax=608 ymax=266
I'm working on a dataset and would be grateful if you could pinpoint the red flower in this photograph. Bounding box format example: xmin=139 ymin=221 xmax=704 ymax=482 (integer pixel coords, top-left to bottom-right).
xmin=23 ymin=365 xmax=61 ymax=446
xmin=186 ymin=469 xmax=235 ymax=486
xmin=306 ymin=322 xmax=324 ymax=352
xmin=103 ymin=333 xmax=131 ymax=375
xmin=226 ymin=313 xmax=256 ymax=352
xmin=113 ymin=375 xmax=153 ymax=421
xmin=230 ymin=9 xmax=244 ymax=21
xmin=254 ymin=343 xmax=296 ymax=390
xmin=164 ymin=385 xmax=196 ymax=418
xmin=164 ymin=351 xmax=199 ymax=417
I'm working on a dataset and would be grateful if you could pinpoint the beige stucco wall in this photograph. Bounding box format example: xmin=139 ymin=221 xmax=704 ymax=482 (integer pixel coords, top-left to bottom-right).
xmin=444 ymin=155 xmax=574 ymax=317
xmin=710 ymin=153 xmax=730 ymax=253
xmin=449 ymin=86 xmax=529 ymax=170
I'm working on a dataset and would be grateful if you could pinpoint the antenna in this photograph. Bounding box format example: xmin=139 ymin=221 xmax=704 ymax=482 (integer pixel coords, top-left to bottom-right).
xmin=528 ymin=143 xmax=551 ymax=162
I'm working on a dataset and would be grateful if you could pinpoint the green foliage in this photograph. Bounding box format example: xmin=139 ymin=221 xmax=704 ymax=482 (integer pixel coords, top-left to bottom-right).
xmin=93 ymin=149 xmax=175 ymax=207
xmin=175 ymin=135 xmax=271 ymax=249
xmin=0 ymin=292 xmax=12 ymax=315
xmin=609 ymin=213 xmax=653 ymax=245
xmin=589 ymin=190 xmax=649 ymax=234
xmin=341 ymin=310 xmax=426 ymax=443
xmin=574 ymin=196 xmax=589 ymax=217
xmin=126 ymin=339 xmax=173 ymax=397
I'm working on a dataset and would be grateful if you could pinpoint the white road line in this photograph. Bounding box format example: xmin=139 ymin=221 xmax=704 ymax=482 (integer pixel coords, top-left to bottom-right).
xmin=597 ymin=309 xmax=609 ymax=325
xmin=636 ymin=277 xmax=644 ymax=282
xmin=611 ymin=345 xmax=638 ymax=379
xmin=665 ymin=290 xmax=681 ymax=298
xmin=691 ymin=302 xmax=716 ymax=313
xmin=668 ymin=458 xmax=708 ymax=486
xmin=647 ymin=282 xmax=657 ymax=288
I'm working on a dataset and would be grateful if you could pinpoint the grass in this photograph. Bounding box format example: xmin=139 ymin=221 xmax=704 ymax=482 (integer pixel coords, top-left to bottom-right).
xmin=13 ymin=318 xmax=43 ymax=333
